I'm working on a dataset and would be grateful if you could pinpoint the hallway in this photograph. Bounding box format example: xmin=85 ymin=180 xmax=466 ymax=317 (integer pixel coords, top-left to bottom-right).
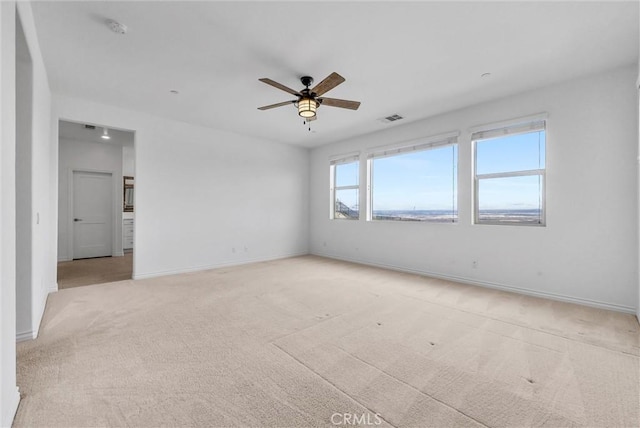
xmin=57 ymin=253 xmax=133 ymax=289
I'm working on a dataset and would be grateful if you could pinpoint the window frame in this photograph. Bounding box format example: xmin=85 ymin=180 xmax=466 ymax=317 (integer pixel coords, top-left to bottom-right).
xmin=471 ymin=115 xmax=547 ymax=226
xmin=366 ymin=132 xmax=459 ymax=223
xmin=329 ymin=153 xmax=360 ymax=220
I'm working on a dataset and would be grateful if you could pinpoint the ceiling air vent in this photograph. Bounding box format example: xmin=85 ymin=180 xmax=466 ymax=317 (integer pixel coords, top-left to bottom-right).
xmin=378 ymin=114 xmax=404 ymax=124
xmin=84 ymin=124 xmax=96 ymax=130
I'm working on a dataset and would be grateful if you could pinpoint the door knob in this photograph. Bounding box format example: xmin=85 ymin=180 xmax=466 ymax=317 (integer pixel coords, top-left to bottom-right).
xmin=74 ymin=218 xmax=83 ymax=222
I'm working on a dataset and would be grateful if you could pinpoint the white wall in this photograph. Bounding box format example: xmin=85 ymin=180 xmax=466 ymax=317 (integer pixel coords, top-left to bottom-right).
xmin=0 ymin=2 xmax=20 ymax=425
xmin=2 ymin=1 xmax=53 ymax=424
xmin=15 ymin=1 xmax=53 ymax=342
xmin=15 ymin=13 xmax=33 ymax=342
xmin=123 ymin=144 xmax=134 ymax=177
xmin=310 ymin=65 xmax=639 ymax=313
xmin=55 ymin=96 xmax=310 ymax=279
xmin=58 ymin=137 xmax=124 ymax=261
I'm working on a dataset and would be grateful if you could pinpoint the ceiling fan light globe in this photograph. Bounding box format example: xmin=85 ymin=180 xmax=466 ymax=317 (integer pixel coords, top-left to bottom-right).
xmin=298 ymin=98 xmax=317 ymax=118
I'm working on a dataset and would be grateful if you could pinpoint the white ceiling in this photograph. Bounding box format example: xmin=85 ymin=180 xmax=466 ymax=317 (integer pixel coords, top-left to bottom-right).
xmin=33 ymin=1 xmax=638 ymax=148
xmin=59 ymin=120 xmax=134 ymax=147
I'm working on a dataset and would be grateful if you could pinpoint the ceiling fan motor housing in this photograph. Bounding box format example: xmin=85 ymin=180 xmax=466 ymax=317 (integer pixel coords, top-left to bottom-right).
xmin=300 ymin=76 xmax=314 ymax=87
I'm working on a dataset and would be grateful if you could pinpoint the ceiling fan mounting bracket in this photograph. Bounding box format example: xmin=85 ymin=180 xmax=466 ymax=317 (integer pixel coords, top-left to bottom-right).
xmin=300 ymin=76 xmax=314 ymax=87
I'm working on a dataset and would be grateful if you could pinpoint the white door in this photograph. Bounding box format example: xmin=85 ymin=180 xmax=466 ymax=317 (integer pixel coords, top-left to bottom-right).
xmin=73 ymin=171 xmax=112 ymax=259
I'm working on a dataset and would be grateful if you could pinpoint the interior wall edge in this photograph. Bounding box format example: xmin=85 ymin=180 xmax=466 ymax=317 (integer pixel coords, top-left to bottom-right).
xmin=16 ymin=290 xmax=47 ymax=343
xmin=13 ymin=0 xmax=54 ymax=344
xmin=0 ymin=1 xmax=19 ymax=426
xmin=133 ymin=251 xmax=309 ymax=281
xmin=1 ymin=388 xmax=19 ymax=428
xmin=28 ymin=282 xmax=48 ymax=340
xmin=637 ymin=59 xmax=640 ymax=322
xmin=312 ymin=251 xmax=637 ymax=315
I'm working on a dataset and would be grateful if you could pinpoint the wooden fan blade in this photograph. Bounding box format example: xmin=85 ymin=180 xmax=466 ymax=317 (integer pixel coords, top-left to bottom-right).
xmin=259 ymin=78 xmax=301 ymax=96
xmin=311 ymin=72 xmax=345 ymax=96
xmin=318 ymin=97 xmax=361 ymax=110
xmin=258 ymin=100 xmax=295 ymax=110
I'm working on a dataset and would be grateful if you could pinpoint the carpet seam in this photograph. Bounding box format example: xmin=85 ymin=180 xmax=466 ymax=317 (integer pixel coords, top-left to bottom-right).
xmin=399 ymin=293 xmax=640 ymax=357
xmin=268 ymin=313 xmax=346 ymax=344
xmin=271 ymin=342 xmax=399 ymax=428
xmin=336 ymin=346 xmax=491 ymax=428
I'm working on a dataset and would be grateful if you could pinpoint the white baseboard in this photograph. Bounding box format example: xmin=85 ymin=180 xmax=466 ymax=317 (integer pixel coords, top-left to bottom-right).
xmin=16 ymin=330 xmax=36 ymax=342
xmin=49 ymin=282 xmax=58 ymax=293
xmin=1 ymin=387 xmax=20 ymax=428
xmin=16 ymin=287 xmax=51 ymax=343
xmin=133 ymin=251 xmax=309 ymax=280
xmin=60 ymin=253 xmax=124 ymax=261
xmin=311 ymin=251 xmax=637 ymax=315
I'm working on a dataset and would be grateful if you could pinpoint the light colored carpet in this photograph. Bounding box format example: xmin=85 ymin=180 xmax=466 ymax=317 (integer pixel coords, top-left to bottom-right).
xmin=57 ymin=253 xmax=133 ymax=289
xmin=15 ymin=256 xmax=640 ymax=427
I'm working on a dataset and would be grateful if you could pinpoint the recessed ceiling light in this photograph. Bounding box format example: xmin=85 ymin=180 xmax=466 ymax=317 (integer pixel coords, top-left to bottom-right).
xmin=108 ymin=20 xmax=127 ymax=35
xmin=481 ymin=72 xmax=491 ymax=78
xmin=101 ymin=128 xmax=111 ymax=140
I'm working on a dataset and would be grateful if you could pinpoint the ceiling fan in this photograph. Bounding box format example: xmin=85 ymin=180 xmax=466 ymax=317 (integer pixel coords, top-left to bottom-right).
xmin=257 ymin=72 xmax=361 ymax=123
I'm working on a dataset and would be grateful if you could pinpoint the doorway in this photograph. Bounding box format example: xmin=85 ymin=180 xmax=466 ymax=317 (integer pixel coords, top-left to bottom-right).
xmin=72 ymin=171 xmax=112 ymax=259
xmin=57 ymin=120 xmax=135 ymax=289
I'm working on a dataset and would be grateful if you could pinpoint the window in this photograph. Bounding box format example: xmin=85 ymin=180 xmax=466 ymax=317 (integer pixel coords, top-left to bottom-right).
xmin=330 ymin=154 xmax=359 ymax=220
xmin=473 ymin=118 xmax=546 ymax=225
xmin=368 ymin=134 xmax=458 ymax=222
